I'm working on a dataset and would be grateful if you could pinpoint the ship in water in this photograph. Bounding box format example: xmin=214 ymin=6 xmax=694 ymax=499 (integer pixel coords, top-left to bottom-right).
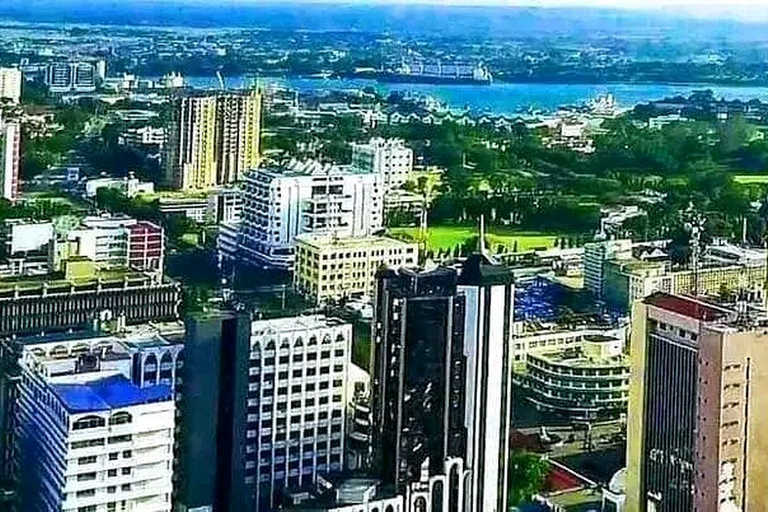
xmin=377 ymin=60 xmax=493 ymax=85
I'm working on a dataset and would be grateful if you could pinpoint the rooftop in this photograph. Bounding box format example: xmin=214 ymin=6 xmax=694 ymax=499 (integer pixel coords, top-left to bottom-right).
xmin=644 ymin=292 xmax=731 ymax=322
xmin=50 ymin=374 xmax=172 ymax=414
xmin=251 ymin=314 xmax=350 ymax=335
xmin=0 ymin=268 xmax=174 ymax=293
xmin=530 ymin=348 xmax=628 ymax=368
xmin=296 ymin=234 xmax=417 ymax=251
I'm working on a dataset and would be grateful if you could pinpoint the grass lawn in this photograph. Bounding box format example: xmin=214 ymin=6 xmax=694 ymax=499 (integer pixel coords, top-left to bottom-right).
xmin=734 ymin=174 xmax=768 ymax=185
xmin=389 ymin=225 xmax=560 ymax=252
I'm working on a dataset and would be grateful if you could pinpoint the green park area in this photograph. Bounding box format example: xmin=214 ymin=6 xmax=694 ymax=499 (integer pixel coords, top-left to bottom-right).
xmin=389 ymin=225 xmax=559 ymax=253
xmin=733 ymin=174 xmax=768 ymax=185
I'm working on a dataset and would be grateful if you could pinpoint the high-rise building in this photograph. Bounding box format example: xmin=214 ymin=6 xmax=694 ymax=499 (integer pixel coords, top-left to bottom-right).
xmin=15 ymin=333 xmax=177 ymax=512
xmin=371 ymin=253 xmax=514 ymax=512
xmin=0 ymin=121 xmax=20 ymax=202
xmin=177 ymin=313 xmax=351 ymax=511
xmin=176 ymin=312 xmax=253 ymax=512
xmin=0 ymin=68 xmax=22 ymax=103
xmin=163 ymin=90 xmax=262 ymax=190
xmin=582 ymin=239 xmax=633 ymax=298
xmin=220 ymin=161 xmax=383 ymax=269
xmin=626 ymin=293 xmax=768 ymax=511
xmin=351 ymin=138 xmax=413 ymax=190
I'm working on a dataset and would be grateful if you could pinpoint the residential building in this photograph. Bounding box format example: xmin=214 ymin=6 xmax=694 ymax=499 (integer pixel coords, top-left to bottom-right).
xmin=626 ymin=293 xmax=768 ymax=511
xmin=372 ymin=252 xmax=514 ymax=512
xmin=0 ymin=120 xmax=20 ymax=202
xmin=163 ymin=90 xmax=262 ymax=190
xmin=294 ymin=234 xmax=418 ymax=304
xmin=0 ymin=264 xmax=180 ymax=336
xmin=127 ymin=221 xmax=165 ymax=273
xmin=351 ymin=138 xmax=413 ymax=190
xmin=223 ymin=161 xmax=383 ymax=269
xmin=248 ymin=315 xmax=351 ymax=509
xmin=524 ymin=333 xmax=630 ymax=421
xmin=0 ymin=68 xmax=22 ymax=103
xmin=176 ymin=312 xmax=253 ymax=512
xmin=158 ymin=196 xmax=210 ymax=223
xmin=210 ymin=186 xmax=242 ymax=224
xmin=583 ymin=239 xmax=633 ymax=298
xmin=15 ymin=333 xmax=176 ymax=512
xmin=46 ymin=62 xmax=98 ymax=93
xmin=383 ymin=191 xmax=427 ymax=226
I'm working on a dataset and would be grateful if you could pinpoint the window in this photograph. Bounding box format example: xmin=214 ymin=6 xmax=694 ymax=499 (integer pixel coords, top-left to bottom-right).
xmin=78 ymin=456 xmax=97 ymax=465
xmin=108 ymin=469 xmax=118 ymax=477
xmin=307 ymin=368 xmax=316 ymax=376
xmin=72 ymin=439 xmax=104 ymax=449
xmin=76 ymin=489 xmax=95 ymax=498
xmin=77 ymin=472 xmax=97 ymax=481
xmin=107 ymin=486 xmax=116 ymax=494
xmin=109 ymin=452 xmax=119 ymax=461
xmin=321 ymin=350 xmax=331 ymax=359
xmin=121 ymin=467 xmax=131 ymax=475
xmin=121 ymin=484 xmax=131 ymax=492
xmin=108 ymin=435 xmax=132 ymax=444
xmin=78 ymin=507 xmax=97 ymax=512
xmin=73 ymin=415 xmax=106 ymax=430
xmin=320 ymin=381 xmax=329 ymax=390
xmin=109 ymin=412 xmax=132 ymax=426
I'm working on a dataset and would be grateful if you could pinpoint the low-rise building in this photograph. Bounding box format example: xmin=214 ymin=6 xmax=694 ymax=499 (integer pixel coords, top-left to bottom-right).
xmin=118 ymin=126 xmax=166 ymax=149
xmin=0 ymin=219 xmax=55 ymax=276
xmin=525 ymin=333 xmax=630 ymax=421
xmin=351 ymin=138 xmax=413 ymax=190
xmin=83 ymin=173 xmax=155 ymax=198
xmin=294 ymin=235 xmax=418 ymax=304
xmin=513 ymin=322 xmax=628 ymax=366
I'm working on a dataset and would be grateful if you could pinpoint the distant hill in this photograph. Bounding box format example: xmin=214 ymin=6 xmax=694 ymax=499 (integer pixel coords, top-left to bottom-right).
xmin=1 ymin=0 xmax=768 ymax=41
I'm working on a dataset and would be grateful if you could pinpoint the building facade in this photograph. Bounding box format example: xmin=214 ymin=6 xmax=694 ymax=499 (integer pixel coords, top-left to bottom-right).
xmin=15 ymin=334 xmax=176 ymax=512
xmin=46 ymin=62 xmax=98 ymax=93
xmin=163 ymin=90 xmax=262 ymax=190
xmin=0 ymin=271 xmax=180 ymax=336
xmin=351 ymin=138 xmax=413 ymax=190
xmin=294 ymin=235 xmax=418 ymax=304
xmin=525 ymin=334 xmax=630 ymax=421
xmin=248 ymin=315 xmax=351 ymax=509
xmin=225 ymin=162 xmax=383 ymax=268
xmin=0 ymin=121 xmax=20 ymax=202
xmin=372 ymin=255 xmax=513 ymax=512
xmin=626 ymin=293 xmax=768 ymax=512
xmin=583 ymin=239 xmax=632 ymax=298
xmin=0 ymin=68 xmax=21 ymax=103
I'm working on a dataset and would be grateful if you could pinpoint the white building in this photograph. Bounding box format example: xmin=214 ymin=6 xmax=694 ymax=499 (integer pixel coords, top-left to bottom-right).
xmin=84 ymin=174 xmax=155 ymax=199
xmin=0 ymin=120 xmax=20 ymax=201
xmin=583 ymin=239 xmax=633 ymax=298
xmin=248 ymin=315 xmax=351 ymax=509
xmin=351 ymin=138 xmax=413 ymax=190
xmin=225 ymin=160 xmax=383 ymax=268
xmin=0 ymin=67 xmax=22 ymax=103
xmin=119 ymin=126 xmax=166 ymax=148
xmin=16 ymin=333 xmax=177 ymax=512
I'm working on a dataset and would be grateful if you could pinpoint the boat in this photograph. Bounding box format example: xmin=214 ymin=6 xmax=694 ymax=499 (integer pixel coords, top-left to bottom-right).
xmin=377 ymin=61 xmax=493 ymax=85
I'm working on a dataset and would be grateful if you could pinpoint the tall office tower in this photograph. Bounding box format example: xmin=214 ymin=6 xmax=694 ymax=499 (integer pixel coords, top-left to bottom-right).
xmin=371 ymin=254 xmax=514 ymax=512
xmin=163 ymin=91 xmax=262 ymax=191
xmin=176 ymin=311 xmax=253 ymax=512
xmin=626 ymin=293 xmax=768 ymax=512
xmin=216 ymin=89 xmax=262 ymax=184
xmin=456 ymin=254 xmax=514 ymax=512
xmin=248 ymin=315 xmax=351 ymax=509
xmin=15 ymin=334 xmax=176 ymax=512
xmin=351 ymin=138 xmax=413 ymax=190
xmin=225 ymin=161 xmax=383 ymax=269
xmin=0 ymin=68 xmax=22 ymax=103
xmin=0 ymin=121 xmax=19 ymax=202
xmin=582 ymin=239 xmax=633 ymax=298
xmin=164 ymin=95 xmax=218 ymax=190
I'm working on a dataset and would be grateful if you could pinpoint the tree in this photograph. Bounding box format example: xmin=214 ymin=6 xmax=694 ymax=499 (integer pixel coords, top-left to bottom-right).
xmin=508 ymin=451 xmax=550 ymax=506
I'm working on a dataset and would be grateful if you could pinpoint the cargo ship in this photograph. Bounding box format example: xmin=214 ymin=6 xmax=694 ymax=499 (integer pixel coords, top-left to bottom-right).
xmin=377 ymin=61 xmax=493 ymax=85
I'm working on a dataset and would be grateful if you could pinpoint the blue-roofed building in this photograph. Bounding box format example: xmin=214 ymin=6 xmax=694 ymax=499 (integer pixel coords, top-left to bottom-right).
xmin=15 ymin=332 xmax=177 ymax=512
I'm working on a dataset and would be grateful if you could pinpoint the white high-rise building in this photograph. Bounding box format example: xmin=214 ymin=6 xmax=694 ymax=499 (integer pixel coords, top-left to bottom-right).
xmin=222 ymin=160 xmax=383 ymax=268
xmin=351 ymin=138 xmax=413 ymax=190
xmin=0 ymin=121 xmax=20 ymax=202
xmin=583 ymin=239 xmax=633 ymax=298
xmin=247 ymin=315 xmax=351 ymax=509
xmin=0 ymin=67 xmax=22 ymax=103
xmin=15 ymin=333 xmax=178 ymax=512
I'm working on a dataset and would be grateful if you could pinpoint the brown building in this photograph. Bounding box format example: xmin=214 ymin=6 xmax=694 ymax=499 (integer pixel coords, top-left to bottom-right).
xmin=626 ymin=293 xmax=768 ymax=512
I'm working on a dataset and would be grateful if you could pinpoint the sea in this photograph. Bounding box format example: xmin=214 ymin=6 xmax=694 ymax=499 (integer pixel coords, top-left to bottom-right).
xmin=180 ymin=75 xmax=768 ymax=115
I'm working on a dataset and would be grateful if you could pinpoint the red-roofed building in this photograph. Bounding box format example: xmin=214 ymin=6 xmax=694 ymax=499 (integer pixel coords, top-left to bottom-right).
xmin=127 ymin=221 xmax=164 ymax=272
